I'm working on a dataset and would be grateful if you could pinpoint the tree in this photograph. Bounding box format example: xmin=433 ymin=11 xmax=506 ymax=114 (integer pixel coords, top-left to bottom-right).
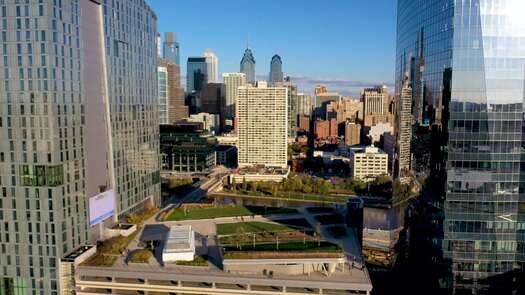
xmin=242 ymin=177 xmax=247 ymax=191
xmin=231 ymin=177 xmax=237 ymax=192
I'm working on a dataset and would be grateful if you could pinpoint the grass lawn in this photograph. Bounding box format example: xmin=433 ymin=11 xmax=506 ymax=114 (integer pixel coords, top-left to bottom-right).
xmin=164 ymin=205 xmax=297 ymax=221
xmin=81 ymin=254 xmax=117 ymax=267
xmin=225 ymin=191 xmax=350 ymax=204
xmin=222 ymin=241 xmax=343 ymax=259
xmin=217 ymin=222 xmax=293 ymax=235
xmin=224 ymin=241 xmax=341 ymax=252
xmin=175 ymin=255 xmax=208 ymax=267
xmin=129 ymin=249 xmax=152 ymax=263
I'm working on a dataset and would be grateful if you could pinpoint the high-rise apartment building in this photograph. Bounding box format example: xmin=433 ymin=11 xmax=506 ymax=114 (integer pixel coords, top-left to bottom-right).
xmin=223 ymin=73 xmax=246 ymax=122
xmin=163 ymin=32 xmax=180 ymax=65
xmin=396 ymin=81 xmax=412 ymax=180
xmin=314 ymin=85 xmax=328 ymax=96
xmin=158 ymin=59 xmax=188 ymax=123
xmin=269 ymin=54 xmax=283 ymax=85
xmin=186 ymin=57 xmax=208 ymax=94
xmin=0 ymin=0 xmax=159 ymax=293
xmin=397 ymin=0 xmax=525 ymax=292
xmin=204 ymin=49 xmax=219 ymax=83
xmin=237 ymin=82 xmax=287 ymax=168
xmin=240 ymin=48 xmax=256 ymax=84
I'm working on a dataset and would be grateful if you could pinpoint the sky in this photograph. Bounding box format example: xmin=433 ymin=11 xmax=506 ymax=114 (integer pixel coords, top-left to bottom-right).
xmin=147 ymin=0 xmax=397 ymax=96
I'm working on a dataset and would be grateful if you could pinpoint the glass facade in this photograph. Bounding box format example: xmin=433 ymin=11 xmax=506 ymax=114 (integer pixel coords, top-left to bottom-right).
xmin=397 ymin=0 xmax=525 ymax=291
xmin=0 ymin=0 xmax=159 ymax=293
xmin=158 ymin=67 xmax=168 ymax=124
xmin=269 ymin=54 xmax=283 ymax=86
xmin=240 ymin=48 xmax=256 ymax=84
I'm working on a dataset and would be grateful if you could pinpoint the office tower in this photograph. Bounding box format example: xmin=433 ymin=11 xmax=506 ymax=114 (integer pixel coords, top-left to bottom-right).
xmin=223 ymin=73 xmax=246 ymax=122
xmin=269 ymin=54 xmax=284 ymax=85
xmin=397 ymin=0 xmax=525 ymax=291
xmin=362 ymin=86 xmax=389 ymax=116
xmin=275 ymin=80 xmax=298 ymax=137
xmin=204 ymin=49 xmax=219 ymax=83
xmin=201 ymin=83 xmax=226 ymax=130
xmin=237 ymin=83 xmax=288 ymax=168
xmin=156 ymin=33 xmax=162 ymax=58
xmin=186 ymin=57 xmax=208 ymax=94
xmin=0 ymin=0 xmax=159 ymax=293
xmin=396 ymin=81 xmax=412 ymax=180
xmin=240 ymin=48 xmax=256 ymax=84
xmin=163 ymin=32 xmax=180 ymax=65
xmin=315 ymin=85 xmax=328 ymax=96
xmin=158 ymin=59 xmax=188 ymax=123
xmin=297 ymin=93 xmax=312 ymax=116
xmin=350 ymin=146 xmax=389 ymax=181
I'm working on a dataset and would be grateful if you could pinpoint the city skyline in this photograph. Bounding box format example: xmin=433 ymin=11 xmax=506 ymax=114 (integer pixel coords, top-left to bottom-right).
xmin=148 ymin=0 xmax=396 ymax=96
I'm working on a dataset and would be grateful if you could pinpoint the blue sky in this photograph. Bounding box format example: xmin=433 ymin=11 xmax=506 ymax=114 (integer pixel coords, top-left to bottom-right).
xmin=147 ymin=0 xmax=397 ymax=96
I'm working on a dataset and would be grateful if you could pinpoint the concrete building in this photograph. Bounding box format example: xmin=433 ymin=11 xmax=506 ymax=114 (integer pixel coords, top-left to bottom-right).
xmin=0 ymin=0 xmax=160 ymax=293
xmin=240 ymin=48 xmax=256 ymax=84
xmin=188 ymin=113 xmax=221 ymax=135
xmin=345 ymin=122 xmax=362 ymax=146
xmin=158 ymin=59 xmax=188 ymax=123
xmin=367 ymin=122 xmax=394 ymax=144
xmin=326 ymin=97 xmax=363 ymax=123
xmin=350 ymin=146 xmax=389 ymax=181
xmin=187 ymin=57 xmax=208 ymax=94
xmin=163 ymin=32 xmax=180 ymax=65
xmin=315 ymin=85 xmax=328 ymax=96
xmin=362 ymin=86 xmax=389 ymax=116
xmin=314 ymin=119 xmax=338 ymax=140
xmin=215 ymin=145 xmax=237 ymax=167
xmin=204 ymin=49 xmax=219 ymax=83
xmin=237 ymin=82 xmax=288 ymax=169
xmin=396 ymin=82 xmax=412 ymax=180
xmin=315 ymin=92 xmax=342 ymax=108
xmin=223 ymin=73 xmax=246 ymax=123
xmin=162 ymin=225 xmax=196 ymax=262
xmin=269 ymin=54 xmax=284 ymax=85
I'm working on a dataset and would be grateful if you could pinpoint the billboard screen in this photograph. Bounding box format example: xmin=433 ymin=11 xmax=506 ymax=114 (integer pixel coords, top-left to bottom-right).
xmin=89 ymin=189 xmax=115 ymax=226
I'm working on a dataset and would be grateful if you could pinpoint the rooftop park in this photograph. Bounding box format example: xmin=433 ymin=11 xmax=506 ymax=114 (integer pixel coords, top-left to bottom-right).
xmin=218 ymin=221 xmax=343 ymax=259
xmin=162 ymin=204 xmax=298 ymax=221
xmin=220 ymin=172 xmax=416 ymax=205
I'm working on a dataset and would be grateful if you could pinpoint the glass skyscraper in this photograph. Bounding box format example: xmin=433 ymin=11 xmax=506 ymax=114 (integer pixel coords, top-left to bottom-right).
xmin=240 ymin=48 xmax=256 ymax=84
xmin=163 ymin=32 xmax=180 ymax=65
xmin=0 ymin=0 xmax=160 ymax=293
xmin=396 ymin=0 xmax=525 ymax=292
xmin=269 ymin=54 xmax=283 ymax=86
xmin=186 ymin=57 xmax=208 ymax=94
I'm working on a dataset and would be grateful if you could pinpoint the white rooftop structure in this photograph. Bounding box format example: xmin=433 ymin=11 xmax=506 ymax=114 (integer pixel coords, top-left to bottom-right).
xmin=162 ymin=225 xmax=195 ymax=262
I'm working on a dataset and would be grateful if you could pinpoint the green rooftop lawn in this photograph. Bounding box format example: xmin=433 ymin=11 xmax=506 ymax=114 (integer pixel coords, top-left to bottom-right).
xmin=217 ymin=222 xmax=293 ymax=236
xmin=222 ymin=241 xmax=343 ymax=259
xmin=164 ymin=205 xmax=297 ymax=221
xmin=175 ymin=255 xmax=208 ymax=267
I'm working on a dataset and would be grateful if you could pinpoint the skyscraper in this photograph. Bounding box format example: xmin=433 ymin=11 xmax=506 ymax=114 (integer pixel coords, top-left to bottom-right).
xmin=163 ymin=32 xmax=180 ymax=65
xmin=158 ymin=59 xmax=188 ymax=123
xmin=186 ymin=57 xmax=208 ymax=94
xmin=237 ymin=82 xmax=288 ymax=168
xmin=397 ymin=0 xmax=525 ymax=292
xmin=204 ymin=49 xmax=219 ymax=83
xmin=275 ymin=79 xmax=298 ymax=137
xmin=223 ymin=73 xmax=246 ymax=122
xmin=269 ymin=54 xmax=284 ymax=85
xmin=0 ymin=0 xmax=159 ymax=293
xmin=297 ymin=93 xmax=313 ymax=117
xmin=240 ymin=48 xmax=256 ymax=84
